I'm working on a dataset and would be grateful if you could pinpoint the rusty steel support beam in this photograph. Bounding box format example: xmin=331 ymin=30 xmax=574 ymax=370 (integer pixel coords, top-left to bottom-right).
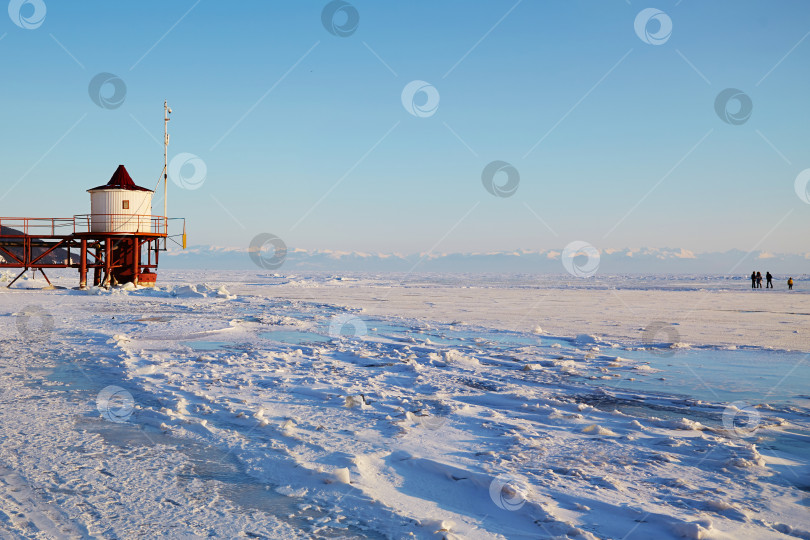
xmin=80 ymin=238 xmax=87 ymax=289
xmin=6 ymin=268 xmax=27 ymax=288
xmin=0 ymin=264 xmax=75 ymax=269
xmin=93 ymin=244 xmax=101 ymax=287
xmin=132 ymin=238 xmax=140 ymax=286
xmin=38 ymin=268 xmax=52 ymax=287
xmin=103 ymin=239 xmax=112 ymax=288
xmin=29 ymin=238 xmax=69 ymax=267
xmin=0 ymin=245 xmax=23 ymax=265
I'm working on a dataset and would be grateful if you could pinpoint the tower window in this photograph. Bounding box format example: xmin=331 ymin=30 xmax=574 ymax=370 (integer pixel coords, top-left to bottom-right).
xmin=122 ymin=200 xmax=130 ymax=209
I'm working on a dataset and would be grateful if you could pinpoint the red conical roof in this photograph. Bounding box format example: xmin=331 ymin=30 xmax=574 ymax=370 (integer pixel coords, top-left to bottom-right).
xmin=88 ymin=165 xmax=153 ymax=192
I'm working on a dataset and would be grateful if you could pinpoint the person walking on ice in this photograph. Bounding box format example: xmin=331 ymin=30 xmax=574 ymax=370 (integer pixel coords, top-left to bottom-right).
xmin=756 ymin=272 xmax=763 ymax=288
xmin=751 ymin=271 xmax=757 ymax=288
xmin=766 ymin=271 xmax=773 ymax=288
xmin=788 ymin=277 xmax=794 ymax=290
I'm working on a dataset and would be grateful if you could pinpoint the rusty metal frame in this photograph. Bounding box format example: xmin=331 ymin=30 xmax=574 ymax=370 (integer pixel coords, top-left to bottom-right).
xmin=0 ymin=215 xmax=182 ymax=289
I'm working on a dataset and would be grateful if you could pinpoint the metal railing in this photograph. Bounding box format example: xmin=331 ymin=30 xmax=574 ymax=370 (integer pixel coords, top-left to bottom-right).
xmin=0 ymin=217 xmax=75 ymax=236
xmin=0 ymin=215 xmax=181 ymax=237
xmin=73 ymin=214 xmax=168 ymax=235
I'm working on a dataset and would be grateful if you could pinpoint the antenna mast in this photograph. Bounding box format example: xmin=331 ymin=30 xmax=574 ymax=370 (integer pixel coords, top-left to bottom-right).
xmin=163 ymin=100 xmax=171 ymax=227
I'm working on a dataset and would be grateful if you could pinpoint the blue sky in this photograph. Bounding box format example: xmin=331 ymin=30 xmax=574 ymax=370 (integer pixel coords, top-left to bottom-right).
xmin=1 ymin=0 xmax=809 ymax=256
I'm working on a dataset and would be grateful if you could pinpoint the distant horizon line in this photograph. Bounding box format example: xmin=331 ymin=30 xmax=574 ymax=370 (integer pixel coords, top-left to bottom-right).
xmin=166 ymin=244 xmax=810 ymax=259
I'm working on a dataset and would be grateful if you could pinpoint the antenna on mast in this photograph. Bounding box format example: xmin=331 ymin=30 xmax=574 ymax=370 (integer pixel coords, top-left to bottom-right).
xmin=163 ymin=100 xmax=171 ymax=227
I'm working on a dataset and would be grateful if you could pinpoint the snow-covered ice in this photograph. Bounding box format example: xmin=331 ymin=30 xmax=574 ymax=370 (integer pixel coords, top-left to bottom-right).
xmin=0 ymin=270 xmax=808 ymax=538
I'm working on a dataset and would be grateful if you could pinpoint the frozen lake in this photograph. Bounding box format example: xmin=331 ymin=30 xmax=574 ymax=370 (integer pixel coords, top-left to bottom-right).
xmin=0 ymin=270 xmax=807 ymax=538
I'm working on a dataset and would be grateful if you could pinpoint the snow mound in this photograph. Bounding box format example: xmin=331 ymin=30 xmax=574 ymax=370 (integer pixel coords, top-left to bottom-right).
xmin=655 ymin=417 xmax=706 ymax=431
xmin=670 ymin=342 xmax=692 ymax=350
xmin=633 ymin=364 xmax=661 ymax=373
xmin=582 ymin=424 xmax=618 ymax=437
xmin=443 ymin=349 xmax=480 ymax=367
xmin=332 ymin=467 xmax=351 ymax=484
xmin=171 ymin=284 xmax=236 ymax=299
xmin=668 ymin=519 xmax=714 ymax=539
xmin=575 ymin=334 xmax=599 ymax=344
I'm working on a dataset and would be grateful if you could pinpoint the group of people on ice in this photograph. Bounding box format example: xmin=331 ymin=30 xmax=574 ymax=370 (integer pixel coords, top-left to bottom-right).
xmin=751 ymin=271 xmax=793 ymax=290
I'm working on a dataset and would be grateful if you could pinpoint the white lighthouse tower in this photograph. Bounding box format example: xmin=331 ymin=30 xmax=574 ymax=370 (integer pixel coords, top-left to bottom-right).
xmin=87 ymin=165 xmax=155 ymax=233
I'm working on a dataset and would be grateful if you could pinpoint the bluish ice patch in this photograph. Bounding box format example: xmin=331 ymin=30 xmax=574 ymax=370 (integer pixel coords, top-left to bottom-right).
xmin=364 ymin=320 xmax=552 ymax=348
xmin=363 ymin=321 xmax=411 ymax=336
xmin=598 ymin=348 xmax=810 ymax=408
xmin=260 ymin=330 xmax=332 ymax=345
xmin=408 ymin=331 xmax=466 ymax=346
xmin=183 ymin=341 xmax=234 ymax=351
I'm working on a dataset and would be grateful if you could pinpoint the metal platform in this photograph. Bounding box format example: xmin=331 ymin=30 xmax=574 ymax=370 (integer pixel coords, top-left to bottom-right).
xmin=0 ymin=215 xmax=185 ymax=288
